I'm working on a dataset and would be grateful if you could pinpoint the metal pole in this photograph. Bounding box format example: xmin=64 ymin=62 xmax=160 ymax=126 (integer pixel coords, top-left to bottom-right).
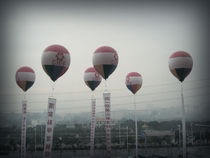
xmin=35 ymin=126 xmax=36 ymax=153
xmin=200 ymin=126 xmax=201 ymax=145
xmin=40 ymin=125 xmax=42 ymax=146
xmin=191 ymin=123 xmax=193 ymax=145
xmin=181 ymin=83 xmax=186 ymax=158
xmin=178 ymin=124 xmax=181 ymax=152
xmin=127 ymin=126 xmax=128 ymax=156
xmin=134 ymin=95 xmax=138 ymax=158
xmin=119 ymin=122 xmax=121 ymax=147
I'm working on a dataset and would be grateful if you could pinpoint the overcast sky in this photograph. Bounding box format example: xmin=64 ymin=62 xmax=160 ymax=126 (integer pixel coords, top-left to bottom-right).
xmin=0 ymin=0 xmax=209 ymax=119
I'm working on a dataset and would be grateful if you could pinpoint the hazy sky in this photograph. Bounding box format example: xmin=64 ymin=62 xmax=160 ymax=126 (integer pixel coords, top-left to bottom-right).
xmin=0 ymin=0 xmax=209 ymax=119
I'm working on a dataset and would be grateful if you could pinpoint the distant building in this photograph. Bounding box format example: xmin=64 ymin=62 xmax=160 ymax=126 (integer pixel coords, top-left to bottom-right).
xmin=144 ymin=130 xmax=175 ymax=137
xmin=144 ymin=129 xmax=175 ymax=144
xmin=142 ymin=123 xmax=149 ymax=129
xmin=95 ymin=118 xmax=115 ymax=127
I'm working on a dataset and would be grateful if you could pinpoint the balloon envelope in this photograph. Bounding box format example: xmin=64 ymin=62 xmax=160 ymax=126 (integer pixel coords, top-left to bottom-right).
xmin=125 ymin=72 xmax=142 ymax=94
xmin=84 ymin=67 xmax=102 ymax=91
xmin=16 ymin=66 xmax=35 ymax=92
xmin=93 ymin=46 xmax=118 ymax=80
xmin=169 ymin=51 xmax=193 ymax=82
xmin=42 ymin=44 xmax=70 ymax=82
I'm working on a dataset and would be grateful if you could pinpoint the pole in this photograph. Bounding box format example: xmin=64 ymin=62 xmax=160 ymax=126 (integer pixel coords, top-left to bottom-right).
xmin=43 ymin=98 xmax=56 ymax=158
xmin=178 ymin=124 xmax=181 ymax=152
xmin=181 ymin=83 xmax=186 ymax=158
xmin=90 ymin=97 xmax=96 ymax=158
xmin=127 ymin=126 xmax=128 ymax=156
xmin=119 ymin=122 xmax=121 ymax=147
xmin=41 ymin=125 xmax=42 ymax=147
xmin=134 ymin=95 xmax=138 ymax=158
xmin=21 ymin=100 xmax=27 ymax=158
xmin=35 ymin=126 xmax=36 ymax=153
xmin=200 ymin=126 xmax=201 ymax=145
xmin=191 ymin=123 xmax=193 ymax=145
xmin=103 ymin=92 xmax=111 ymax=158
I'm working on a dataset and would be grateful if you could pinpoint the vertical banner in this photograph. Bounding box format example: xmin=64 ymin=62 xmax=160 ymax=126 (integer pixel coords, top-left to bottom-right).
xmin=103 ymin=92 xmax=111 ymax=158
xmin=21 ymin=100 xmax=27 ymax=158
xmin=43 ymin=98 xmax=56 ymax=158
xmin=90 ymin=98 xmax=96 ymax=158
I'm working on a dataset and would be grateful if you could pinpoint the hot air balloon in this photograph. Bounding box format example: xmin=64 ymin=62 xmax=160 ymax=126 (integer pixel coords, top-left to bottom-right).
xmin=84 ymin=67 xmax=102 ymax=91
xmin=168 ymin=51 xmax=193 ymax=82
xmin=93 ymin=46 xmax=118 ymax=80
xmin=16 ymin=66 xmax=35 ymax=92
xmin=125 ymin=72 xmax=143 ymax=94
xmin=41 ymin=44 xmax=70 ymax=82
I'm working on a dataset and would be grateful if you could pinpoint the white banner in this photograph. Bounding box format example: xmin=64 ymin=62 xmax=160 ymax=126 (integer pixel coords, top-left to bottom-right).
xmin=43 ymin=98 xmax=56 ymax=158
xmin=103 ymin=92 xmax=111 ymax=158
xmin=21 ymin=100 xmax=27 ymax=158
xmin=90 ymin=98 xmax=96 ymax=158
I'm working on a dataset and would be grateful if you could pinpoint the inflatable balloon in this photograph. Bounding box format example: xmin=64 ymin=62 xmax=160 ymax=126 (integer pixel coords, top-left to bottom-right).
xmin=126 ymin=72 xmax=142 ymax=94
xmin=84 ymin=67 xmax=102 ymax=91
xmin=93 ymin=46 xmax=118 ymax=80
xmin=169 ymin=51 xmax=193 ymax=82
xmin=41 ymin=44 xmax=70 ymax=82
xmin=16 ymin=66 xmax=35 ymax=92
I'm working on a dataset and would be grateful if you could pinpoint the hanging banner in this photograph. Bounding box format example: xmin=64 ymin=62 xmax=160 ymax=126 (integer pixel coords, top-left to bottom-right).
xmin=103 ymin=92 xmax=111 ymax=158
xmin=90 ymin=98 xmax=96 ymax=158
xmin=21 ymin=100 xmax=27 ymax=158
xmin=43 ymin=98 xmax=56 ymax=158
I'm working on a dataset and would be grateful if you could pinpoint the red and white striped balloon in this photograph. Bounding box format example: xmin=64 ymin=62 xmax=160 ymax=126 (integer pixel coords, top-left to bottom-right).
xmin=125 ymin=72 xmax=142 ymax=94
xmin=93 ymin=46 xmax=118 ymax=80
xmin=84 ymin=67 xmax=102 ymax=91
xmin=16 ymin=66 xmax=35 ymax=92
xmin=169 ymin=51 xmax=193 ymax=82
xmin=41 ymin=44 xmax=70 ymax=82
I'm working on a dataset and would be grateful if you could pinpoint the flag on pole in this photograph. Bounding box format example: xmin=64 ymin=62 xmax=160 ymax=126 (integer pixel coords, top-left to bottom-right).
xmin=90 ymin=98 xmax=96 ymax=158
xmin=43 ymin=98 xmax=56 ymax=158
xmin=103 ymin=92 xmax=111 ymax=158
xmin=21 ymin=100 xmax=27 ymax=158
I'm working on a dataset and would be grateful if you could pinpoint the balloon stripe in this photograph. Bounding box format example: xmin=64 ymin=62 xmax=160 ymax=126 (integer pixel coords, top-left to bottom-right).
xmin=85 ymin=81 xmax=101 ymax=91
xmin=126 ymin=76 xmax=142 ymax=85
xmin=170 ymin=69 xmax=179 ymax=80
xmin=94 ymin=65 xmax=105 ymax=79
xmin=25 ymin=81 xmax=35 ymax=91
xmin=85 ymin=68 xmax=96 ymax=73
xmin=132 ymin=84 xmax=141 ymax=94
xmin=169 ymin=57 xmax=193 ymax=69
xmin=103 ymin=64 xmax=117 ymax=80
xmin=44 ymin=45 xmax=69 ymax=54
xmin=42 ymin=51 xmax=70 ymax=67
xmin=58 ymin=67 xmax=68 ymax=78
xmin=126 ymin=85 xmax=134 ymax=94
xmin=84 ymin=72 xmax=102 ymax=81
xmin=17 ymin=67 xmax=34 ymax=72
xmin=43 ymin=65 xmax=65 ymax=81
xmin=17 ymin=81 xmax=26 ymax=91
xmin=16 ymin=72 xmax=35 ymax=82
xmin=93 ymin=53 xmax=117 ymax=65
xmin=170 ymin=51 xmax=191 ymax=58
xmin=175 ymin=68 xmax=192 ymax=82
xmin=94 ymin=46 xmax=117 ymax=53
